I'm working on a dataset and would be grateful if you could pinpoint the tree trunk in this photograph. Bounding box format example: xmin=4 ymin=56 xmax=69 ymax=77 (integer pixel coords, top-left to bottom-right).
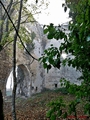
xmin=12 ymin=0 xmax=23 ymax=120
xmin=0 ymin=90 xmax=4 ymax=120
xmin=0 ymin=1 xmax=3 ymax=42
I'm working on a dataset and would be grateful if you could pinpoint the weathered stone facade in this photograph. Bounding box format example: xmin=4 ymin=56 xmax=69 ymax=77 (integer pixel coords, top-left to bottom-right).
xmin=0 ymin=22 xmax=82 ymax=97
xmin=0 ymin=48 xmax=11 ymax=95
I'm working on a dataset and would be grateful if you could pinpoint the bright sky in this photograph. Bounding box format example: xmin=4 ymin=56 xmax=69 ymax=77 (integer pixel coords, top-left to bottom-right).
xmin=27 ymin=0 xmax=71 ymax=25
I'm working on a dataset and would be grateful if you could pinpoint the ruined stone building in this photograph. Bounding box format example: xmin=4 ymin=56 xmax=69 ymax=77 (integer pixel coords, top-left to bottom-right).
xmin=0 ymin=48 xmax=11 ymax=96
xmin=0 ymin=21 xmax=82 ymax=97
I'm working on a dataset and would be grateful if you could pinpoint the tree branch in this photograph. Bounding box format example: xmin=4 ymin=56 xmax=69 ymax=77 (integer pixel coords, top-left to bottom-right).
xmin=0 ymin=0 xmax=38 ymax=61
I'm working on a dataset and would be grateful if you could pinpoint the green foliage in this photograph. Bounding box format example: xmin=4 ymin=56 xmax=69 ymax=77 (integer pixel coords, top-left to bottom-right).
xmin=46 ymin=78 xmax=84 ymax=120
xmin=0 ymin=0 xmax=35 ymax=52
xmin=44 ymin=23 xmax=67 ymax=40
xmin=54 ymin=87 xmax=68 ymax=94
xmin=65 ymin=0 xmax=79 ymax=21
xmin=46 ymin=97 xmax=67 ymax=119
xmin=39 ymin=0 xmax=90 ymax=119
xmin=14 ymin=26 xmax=35 ymax=51
xmin=39 ymin=45 xmax=61 ymax=72
xmin=19 ymin=27 xmax=31 ymax=43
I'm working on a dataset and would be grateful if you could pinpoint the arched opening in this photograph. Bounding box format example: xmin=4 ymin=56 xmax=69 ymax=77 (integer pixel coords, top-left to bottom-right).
xmin=6 ymin=64 xmax=31 ymax=97
xmin=6 ymin=70 xmax=13 ymax=96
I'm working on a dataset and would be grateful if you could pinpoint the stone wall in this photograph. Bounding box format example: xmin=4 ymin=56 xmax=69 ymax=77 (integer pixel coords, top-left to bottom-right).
xmin=44 ymin=39 xmax=82 ymax=89
xmin=0 ymin=22 xmax=82 ymax=97
xmin=0 ymin=48 xmax=11 ymax=95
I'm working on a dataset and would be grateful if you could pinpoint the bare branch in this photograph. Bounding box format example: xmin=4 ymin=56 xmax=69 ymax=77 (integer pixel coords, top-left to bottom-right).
xmin=0 ymin=0 xmax=38 ymax=61
xmin=3 ymin=0 xmax=20 ymax=20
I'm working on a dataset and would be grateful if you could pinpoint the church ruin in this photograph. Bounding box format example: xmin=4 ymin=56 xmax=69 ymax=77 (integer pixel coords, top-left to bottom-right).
xmin=0 ymin=21 xmax=81 ymax=97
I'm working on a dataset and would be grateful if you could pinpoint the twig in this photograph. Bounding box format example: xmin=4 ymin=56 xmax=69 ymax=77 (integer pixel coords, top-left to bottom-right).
xmin=0 ymin=1 xmax=38 ymax=61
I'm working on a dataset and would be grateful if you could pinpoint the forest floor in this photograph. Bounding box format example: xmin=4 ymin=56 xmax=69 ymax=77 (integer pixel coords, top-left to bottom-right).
xmin=3 ymin=88 xmax=89 ymax=120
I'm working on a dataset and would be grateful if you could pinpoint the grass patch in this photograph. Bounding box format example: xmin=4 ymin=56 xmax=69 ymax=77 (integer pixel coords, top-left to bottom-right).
xmin=54 ymin=87 xmax=68 ymax=94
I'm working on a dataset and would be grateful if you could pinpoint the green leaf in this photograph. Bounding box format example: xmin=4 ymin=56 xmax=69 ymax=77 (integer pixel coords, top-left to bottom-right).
xmin=43 ymin=63 xmax=48 ymax=69
xmin=50 ymin=114 xmax=56 ymax=120
xmin=44 ymin=28 xmax=49 ymax=34
xmin=49 ymin=57 xmax=54 ymax=64
xmin=57 ymin=110 xmax=62 ymax=116
xmin=47 ymin=33 xmax=54 ymax=39
xmin=46 ymin=110 xmax=52 ymax=118
xmin=63 ymin=112 xmax=67 ymax=118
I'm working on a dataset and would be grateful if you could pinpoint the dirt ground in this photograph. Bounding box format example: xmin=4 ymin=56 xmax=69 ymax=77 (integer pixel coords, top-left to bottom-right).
xmin=3 ymin=89 xmax=89 ymax=120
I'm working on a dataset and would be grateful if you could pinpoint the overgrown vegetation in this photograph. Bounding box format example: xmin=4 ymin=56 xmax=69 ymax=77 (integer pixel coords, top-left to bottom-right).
xmin=1 ymin=0 xmax=90 ymax=119
xmin=39 ymin=0 xmax=90 ymax=119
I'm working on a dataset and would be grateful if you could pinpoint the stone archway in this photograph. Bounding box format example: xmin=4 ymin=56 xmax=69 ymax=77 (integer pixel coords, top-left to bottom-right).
xmin=16 ymin=64 xmax=31 ymax=97
xmin=0 ymin=48 xmax=11 ymax=97
xmin=6 ymin=64 xmax=31 ymax=97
